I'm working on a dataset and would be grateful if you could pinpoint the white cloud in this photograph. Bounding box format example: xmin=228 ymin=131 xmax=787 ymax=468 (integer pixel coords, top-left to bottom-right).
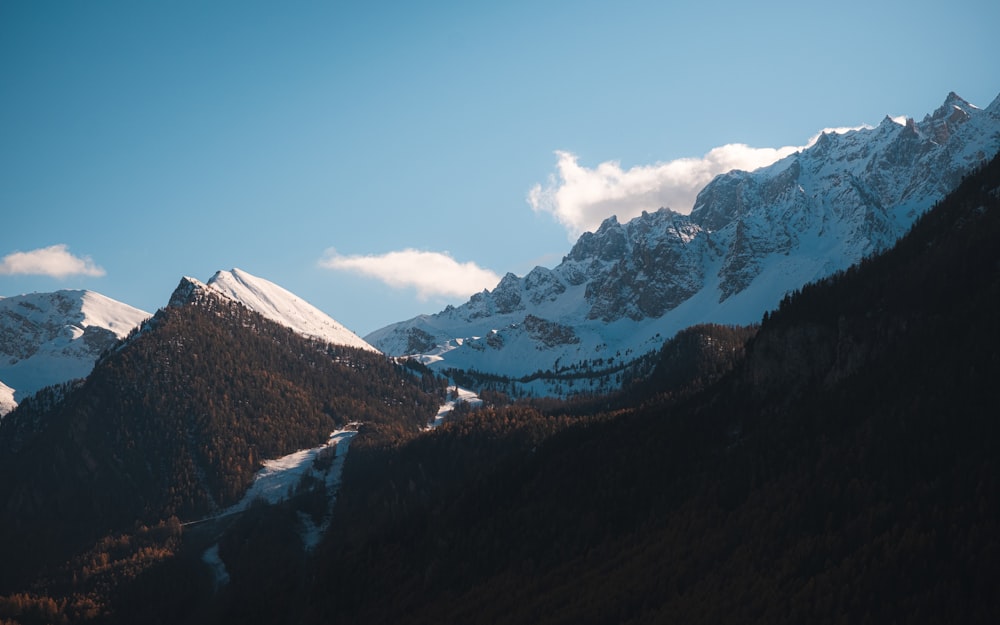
xmin=319 ymin=248 xmax=501 ymax=300
xmin=528 ymin=125 xmax=872 ymax=239
xmin=0 ymin=244 xmax=106 ymax=278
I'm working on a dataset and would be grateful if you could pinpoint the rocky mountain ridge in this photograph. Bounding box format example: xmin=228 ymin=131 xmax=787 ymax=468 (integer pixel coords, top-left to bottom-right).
xmin=366 ymin=91 xmax=1000 ymax=387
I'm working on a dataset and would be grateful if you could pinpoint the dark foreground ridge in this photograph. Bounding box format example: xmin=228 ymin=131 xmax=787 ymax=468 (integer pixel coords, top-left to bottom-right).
xmin=300 ymin=154 xmax=1000 ymax=625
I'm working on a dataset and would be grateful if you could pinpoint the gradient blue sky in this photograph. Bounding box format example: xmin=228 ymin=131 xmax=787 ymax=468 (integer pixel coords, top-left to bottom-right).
xmin=2 ymin=0 xmax=998 ymax=336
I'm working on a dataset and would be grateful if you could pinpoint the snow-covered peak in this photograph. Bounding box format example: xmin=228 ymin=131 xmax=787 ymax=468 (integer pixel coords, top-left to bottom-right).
xmin=204 ymin=268 xmax=378 ymax=353
xmin=0 ymin=290 xmax=149 ymax=342
xmin=928 ymin=91 xmax=975 ymax=120
xmin=0 ymin=290 xmax=151 ymax=414
xmin=75 ymin=291 xmax=153 ymax=339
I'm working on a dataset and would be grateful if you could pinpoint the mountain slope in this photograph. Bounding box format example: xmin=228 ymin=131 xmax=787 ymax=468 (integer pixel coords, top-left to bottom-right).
xmin=367 ymin=92 xmax=1000 ymax=389
xmin=205 ymin=268 xmax=378 ymax=353
xmin=0 ymin=276 xmax=437 ymax=591
xmin=303 ymin=151 xmax=1000 ymax=625
xmin=0 ymin=290 xmax=150 ymax=415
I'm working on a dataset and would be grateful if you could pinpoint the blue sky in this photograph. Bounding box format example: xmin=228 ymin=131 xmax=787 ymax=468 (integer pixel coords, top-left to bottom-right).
xmin=2 ymin=0 xmax=998 ymax=336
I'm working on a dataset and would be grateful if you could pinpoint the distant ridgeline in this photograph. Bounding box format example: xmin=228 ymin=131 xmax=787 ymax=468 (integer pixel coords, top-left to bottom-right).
xmin=367 ymin=91 xmax=1000 ymax=397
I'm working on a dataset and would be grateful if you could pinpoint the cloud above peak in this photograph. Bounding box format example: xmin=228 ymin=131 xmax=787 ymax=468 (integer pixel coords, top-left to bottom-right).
xmin=0 ymin=244 xmax=106 ymax=278
xmin=527 ymin=125 xmax=872 ymax=239
xmin=527 ymin=146 xmax=797 ymax=238
xmin=319 ymin=248 xmax=501 ymax=300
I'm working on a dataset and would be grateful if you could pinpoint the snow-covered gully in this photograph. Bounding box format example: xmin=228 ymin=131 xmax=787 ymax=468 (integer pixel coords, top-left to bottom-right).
xmin=198 ymin=387 xmax=483 ymax=587
xmin=196 ymin=425 xmax=359 ymax=587
xmin=425 ymin=386 xmax=483 ymax=430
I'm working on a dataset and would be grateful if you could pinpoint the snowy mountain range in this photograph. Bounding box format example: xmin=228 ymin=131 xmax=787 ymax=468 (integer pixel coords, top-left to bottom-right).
xmin=0 ymin=268 xmax=376 ymax=416
xmin=3 ymin=93 xmax=997 ymax=402
xmin=0 ymin=291 xmax=150 ymax=415
xmin=366 ymin=92 xmax=1000 ymax=388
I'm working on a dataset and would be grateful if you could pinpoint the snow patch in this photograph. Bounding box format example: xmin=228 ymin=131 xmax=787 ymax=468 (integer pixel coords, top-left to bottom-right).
xmin=0 ymin=381 xmax=16 ymax=417
xmin=425 ymin=386 xmax=483 ymax=430
xmin=227 ymin=427 xmax=358 ymax=513
xmin=194 ymin=426 xmax=360 ymax=587
xmin=201 ymin=543 xmax=230 ymax=588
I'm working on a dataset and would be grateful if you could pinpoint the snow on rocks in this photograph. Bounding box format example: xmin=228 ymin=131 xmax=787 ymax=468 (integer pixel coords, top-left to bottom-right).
xmin=366 ymin=92 xmax=1000 ymax=388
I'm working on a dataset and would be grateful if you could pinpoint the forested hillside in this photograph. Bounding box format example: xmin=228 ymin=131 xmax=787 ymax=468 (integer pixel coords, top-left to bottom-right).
xmin=0 ymin=284 xmax=441 ymax=595
xmin=293 ymin=155 xmax=1000 ymax=624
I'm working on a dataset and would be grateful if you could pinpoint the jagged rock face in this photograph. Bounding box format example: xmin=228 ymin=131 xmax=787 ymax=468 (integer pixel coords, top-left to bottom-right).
xmin=463 ymin=273 xmax=526 ymax=320
xmin=492 ymin=273 xmax=525 ymax=315
xmin=566 ymin=216 xmax=629 ymax=263
xmin=577 ymin=210 xmax=705 ymax=321
xmin=366 ymin=92 xmax=1000 ymax=383
xmin=168 ymin=276 xmax=210 ymax=308
xmin=576 ymin=93 xmax=998 ymax=319
xmin=405 ymin=327 xmax=438 ymax=354
xmin=523 ymin=266 xmax=567 ymax=305
xmin=521 ymin=314 xmax=579 ymax=348
xmin=692 ymin=92 xmax=998 ymax=302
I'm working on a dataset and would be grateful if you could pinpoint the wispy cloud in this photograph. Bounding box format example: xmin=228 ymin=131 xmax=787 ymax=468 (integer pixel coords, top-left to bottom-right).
xmin=319 ymin=248 xmax=501 ymax=300
xmin=528 ymin=126 xmax=872 ymax=238
xmin=0 ymin=244 xmax=106 ymax=278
